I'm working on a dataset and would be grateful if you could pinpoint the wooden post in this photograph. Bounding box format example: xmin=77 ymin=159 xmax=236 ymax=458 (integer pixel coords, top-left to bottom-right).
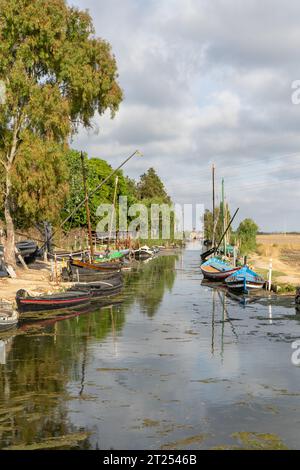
xmin=268 ymin=258 xmax=273 ymax=291
xmin=15 ymin=247 xmax=29 ymax=270
xmin=54 ymin=254 xmax=58 ymax=284
xmin=233 ymin=246 xmax=237 ymax=267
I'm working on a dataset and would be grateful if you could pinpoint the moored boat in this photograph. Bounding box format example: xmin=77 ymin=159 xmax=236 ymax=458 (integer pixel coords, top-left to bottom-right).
xmin=16 ymin=289 xmax=91 ymax=314
xmin=62 ymin=263 xmax=122 ymax=282
xmin=0 ymin=240 xmax=39 ymax=265
xmin=68 ymin=276 xmax=123 ymax=300
xmin=0 ymin=301 xmax=19 ymax=331
xmin=94 ymin=250 xmax=129 ymax=262
xmin=200 ymin=257 xmax=240 ymax=281
xmin=70 ymin=259 xmax=122 ymax=272
xmin=134 ymin=246 xmax=154 ymax=260
xmin=225 ymin=266 xmax=265 ymax=294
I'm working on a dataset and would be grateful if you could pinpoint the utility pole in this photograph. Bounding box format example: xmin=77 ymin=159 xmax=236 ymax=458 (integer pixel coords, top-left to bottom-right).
xmin=212 ymin=164 xmax=215 ymax=251
xmin=81 ymin=151 xmax=94 ymax=258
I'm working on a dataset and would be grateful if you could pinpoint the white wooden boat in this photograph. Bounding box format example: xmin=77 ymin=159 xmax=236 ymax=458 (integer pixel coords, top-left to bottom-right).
xmin=0 ymin=301 xmax=19 ymax=331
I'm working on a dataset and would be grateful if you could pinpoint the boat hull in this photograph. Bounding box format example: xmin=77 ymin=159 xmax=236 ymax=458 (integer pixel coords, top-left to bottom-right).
xmin=71 ymin=259 xmax=122 ymax=272
xmin=225 ymin=266 xmax=265 ymax=294
xmin=134 ymin=250 xmax=153 ymax=260
xmin=16 ymin=289 xmax=91 ymax=314
xmin=0 ymin=309 xmax=19 ymax=331
xmin=200 ymin=265 xmax=240 ymax=281
xmin=69 ymin=278 xmax=123 ymax=300
xmin=225 ymin=281 xmax=265 ymax=294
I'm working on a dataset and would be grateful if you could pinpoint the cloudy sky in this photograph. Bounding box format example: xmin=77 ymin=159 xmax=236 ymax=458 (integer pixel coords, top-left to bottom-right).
xmin=71 ymin=0 xmax=300 ymax=231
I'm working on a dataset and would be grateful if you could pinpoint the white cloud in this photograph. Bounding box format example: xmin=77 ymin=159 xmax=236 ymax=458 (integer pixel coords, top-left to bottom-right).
xmin=71 ymin=0 xmax=300 ymax=231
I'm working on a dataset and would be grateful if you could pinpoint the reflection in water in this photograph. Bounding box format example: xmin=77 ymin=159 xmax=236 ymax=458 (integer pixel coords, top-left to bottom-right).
xmin=0 ymin=336 xmax=14 ymax=365
xmin=269 ymin=304 xmax=273 ymax=325
xmin=0 ymin=306 xmax=127 ymax=449
xmin=124 ymin=255 xmax=177 ymax=317
xmin=0 ymin=255 xmax=178 ymax=449
xmin=0 ymin=251 xmax=300 ymax=450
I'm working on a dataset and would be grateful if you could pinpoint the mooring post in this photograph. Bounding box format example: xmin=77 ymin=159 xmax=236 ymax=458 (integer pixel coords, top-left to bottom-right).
xmin=268 ymin=258 xmax=273 ymax=291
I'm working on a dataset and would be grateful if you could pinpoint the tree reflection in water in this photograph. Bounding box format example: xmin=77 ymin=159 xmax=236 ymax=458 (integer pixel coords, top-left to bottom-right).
xmin=0 ymin=255 xmax=178 ymax=449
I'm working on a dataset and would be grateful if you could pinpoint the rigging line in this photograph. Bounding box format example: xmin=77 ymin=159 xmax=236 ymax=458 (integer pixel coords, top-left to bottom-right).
xmin=196 ymin=151 xmax=300 ymax=177
xmin=210 ymin=150 xmax=300 ymax=168
xmin=187 ymin=162 xmax=300 ymax=188
xmin=223 ymin=177 xmax=300 ymax=193
xmin=186 ymin=176 xmax=300 ymax=198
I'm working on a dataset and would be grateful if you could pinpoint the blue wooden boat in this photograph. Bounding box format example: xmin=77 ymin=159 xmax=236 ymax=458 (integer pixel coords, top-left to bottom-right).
xmin=200 ymin=257 xmax=240 ymax=281
xmin=225 ymin=266 xmax=265 ymax=294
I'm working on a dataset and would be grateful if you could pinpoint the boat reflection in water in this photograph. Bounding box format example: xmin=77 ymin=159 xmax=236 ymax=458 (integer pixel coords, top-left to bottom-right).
xmin=0 ymin=334 xmax=15 ymax=365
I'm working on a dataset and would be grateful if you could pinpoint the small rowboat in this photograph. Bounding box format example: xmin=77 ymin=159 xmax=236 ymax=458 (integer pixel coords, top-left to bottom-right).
xmin=69 ymin=276 xmax=123 ymax=300
xmin=225 ymin=266 xmax=265 ymax=294
xmin=70 ymin=259 xmax=122 ymax=272
xmin=94 ymin=250 xmax=130 ymax=262
xmin=200 ymin=257 xmax=240 ymax=281
xmin=16 ymin=289 xmax=91 ymax=314
xmin=0 ymin=240 xmax=39 ymax=265
xmin=134 ymin=246 xmax=154 ymax=260
xmin=0 ymin=301 xmax=19 ymax=331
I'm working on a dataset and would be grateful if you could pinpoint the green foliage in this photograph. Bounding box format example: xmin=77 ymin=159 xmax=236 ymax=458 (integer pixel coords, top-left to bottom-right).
xmin=0 ymin=0 xmax=122 ymax=260
xmin=61 ymin=150 xmax=132 ymax=229
xmin=12 ymin=133 xmax=69 ymax=227
xmin=236 ymin=218 xmax=259 ymax=255
xmin=0 ymin=0 xmax=122 ymax=142
xmin=61 ymin=155 xmax=174 ymax=238
xmin=137 ymin=168 xmax=171 ymax=204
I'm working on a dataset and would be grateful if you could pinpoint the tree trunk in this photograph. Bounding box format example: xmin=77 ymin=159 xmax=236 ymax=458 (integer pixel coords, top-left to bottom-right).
xmin=3 ymin=169 xmax=17 ymax=269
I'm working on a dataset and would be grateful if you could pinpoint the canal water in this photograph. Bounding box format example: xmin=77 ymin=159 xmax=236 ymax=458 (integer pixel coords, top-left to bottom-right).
xmin=0 ymin=249 xmax=299 ymax=450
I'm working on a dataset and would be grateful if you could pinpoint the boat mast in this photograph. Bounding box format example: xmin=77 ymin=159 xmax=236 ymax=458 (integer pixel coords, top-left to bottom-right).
xmin=108 ymin=176 xmax=119 ymax=246
xmin=81 ymin=151 xmax=94 ymax=258
xmin=212 ymin=163 xmax=216 ymax=253
xmin=222 ymin=178 xmax=226 ymax=256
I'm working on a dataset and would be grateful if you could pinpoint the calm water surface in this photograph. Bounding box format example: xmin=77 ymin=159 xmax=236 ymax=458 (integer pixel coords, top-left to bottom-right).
xmin=0 ymin=249 xmax=299 ymax=450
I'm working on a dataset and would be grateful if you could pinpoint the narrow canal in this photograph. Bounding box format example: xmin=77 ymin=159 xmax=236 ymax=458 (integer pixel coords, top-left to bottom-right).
xmin=0 ymin=248 xmax=299 ymax=450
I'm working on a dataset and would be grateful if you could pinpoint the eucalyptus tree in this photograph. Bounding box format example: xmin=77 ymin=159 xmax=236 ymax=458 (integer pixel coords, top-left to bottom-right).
xmin=0 ymin=0 xmax=122 ymax=267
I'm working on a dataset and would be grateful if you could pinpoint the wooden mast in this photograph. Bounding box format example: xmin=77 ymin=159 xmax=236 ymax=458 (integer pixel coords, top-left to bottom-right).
xmin=108 ymin=176 xmax=119 ymax=246
xmin=212 ymin=163 xmax=216 ymax=253
xmin=81 ymin=151 xmax=94 ymax=258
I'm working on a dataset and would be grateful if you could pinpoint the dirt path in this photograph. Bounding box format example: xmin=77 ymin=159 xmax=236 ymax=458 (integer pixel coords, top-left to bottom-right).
xmin=0 ymin=262 xmax=66 ymax=303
